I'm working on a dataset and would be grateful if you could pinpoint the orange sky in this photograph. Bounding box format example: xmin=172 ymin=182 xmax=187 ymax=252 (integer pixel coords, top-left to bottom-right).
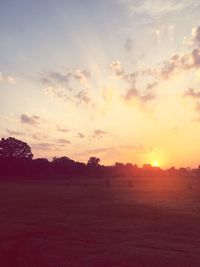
xmin=1 ymin=0 xmax=200 ymax=168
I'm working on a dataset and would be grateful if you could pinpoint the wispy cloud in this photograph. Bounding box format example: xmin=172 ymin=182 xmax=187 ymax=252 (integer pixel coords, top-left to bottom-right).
xmin=7 ymin=129 xmax=25 ymax=136
xmin=160 ymin=47 xmax=200 ymax=79
xmin=57 ymin=139 xmax=71 ymax=144
xmin=110 ymin=60 xmax=124 ymax=77
xmin=184 ymin=88 xmax=200 ymax=98
xmin=154 ymin=24 xmax=175 ymax=43
xmin=124 ymin=38 xmax=134 ymax=52
xmin=110 ymin=59 xmax=157 ymax=104
xmin=20 ymin=114 xmax=40 ymax=126
xmin=44 ymin=86 xmax=71 ymax=102
xmin=185 ymin=26 xmax=200 ymax=46
xmin=41 ymin=68 xmax=94 ymax=108
xmin=78 ymin=132 xmax=85 ymax=138
xmin=75 ymin=90 xmax=91 ymax=106
xmin=123 ymin=88 xmax=155 ymax=103
xmin=32 ymin=133 xmax=48 ymax=140
xmin=195 ymin=102 xmax=200 ymax=113
xmin=40 ymin=71 xmax=71 ymax=87
xmin=123 ymin=0 xmax=199 ymax=16
xmin=41 ymin=68 xmax=90 ymax=88
xmin=7 ymin=76 xmax=17 ymax=85
xmin=92 ymin=129 xmax=107 ymax=138
xmin=75 ymin=147 xmax=112 ymax=157
xmin=74 ymin=69 xmax=90 ymax=85
xmin=31 ymin=143 xmax=54 ymax=151
xmin=124 ymin=88 xmax=139 ymax=101
xmin=191 ymin=26 xmax=200 ymax=45
xmin=56 ymin=125 xmax=70 ymax=133
xmin=0 ymin=72 xmax=16 ymax=85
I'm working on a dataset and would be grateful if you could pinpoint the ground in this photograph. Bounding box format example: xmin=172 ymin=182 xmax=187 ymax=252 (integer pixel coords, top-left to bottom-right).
xmin=0 ymin=176 xmax=200 ymax=267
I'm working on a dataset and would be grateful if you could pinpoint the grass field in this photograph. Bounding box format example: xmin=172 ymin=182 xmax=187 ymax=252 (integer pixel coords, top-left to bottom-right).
xmin=0 ymin=177 xmax=200 ymax=267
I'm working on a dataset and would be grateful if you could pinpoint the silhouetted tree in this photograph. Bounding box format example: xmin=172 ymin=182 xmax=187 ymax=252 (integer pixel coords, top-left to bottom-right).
xmin=32 ymin=158 xmax=50 ymax=175
xmin=52 ymin=156 xmax=76 ymax=175
xmin=53 ymin=156 xmax=74 ymax=165
xmin=0 ymin=136 xmax=197 ymax=180
xmin=178 ymin=167 xmax=189 ymax=176
xmin=142 ymin=164 xmax=152 ymax=170
xmin=0 ymin=137 xmax=33 ymax=159
xmin=87 ymin=157 xmax=100 ymax=166
xmin=114 ymin=162 xmax=124 ymax=168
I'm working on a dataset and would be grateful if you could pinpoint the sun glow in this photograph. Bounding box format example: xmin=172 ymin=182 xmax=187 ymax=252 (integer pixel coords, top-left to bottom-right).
xmin=152 ymin=160 xmax=159 ymax=167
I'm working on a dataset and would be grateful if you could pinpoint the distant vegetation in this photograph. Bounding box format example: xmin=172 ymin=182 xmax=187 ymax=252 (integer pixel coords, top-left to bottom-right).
xmin=0 ymin=137 xmax=199 ymax=179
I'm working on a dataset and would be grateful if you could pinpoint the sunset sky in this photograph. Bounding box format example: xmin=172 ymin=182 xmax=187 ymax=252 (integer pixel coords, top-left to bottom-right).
xmin=1 ymin=0 xmax=200 ymax=168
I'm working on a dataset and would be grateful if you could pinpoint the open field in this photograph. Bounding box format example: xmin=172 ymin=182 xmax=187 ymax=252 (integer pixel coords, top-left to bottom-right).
xmin=0 ymin=177 xmax=200 ymax=267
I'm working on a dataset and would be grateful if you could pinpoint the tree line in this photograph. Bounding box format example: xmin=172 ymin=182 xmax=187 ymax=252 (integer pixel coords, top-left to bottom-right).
xmin=0 ymin=137 xmax=199 ymax=179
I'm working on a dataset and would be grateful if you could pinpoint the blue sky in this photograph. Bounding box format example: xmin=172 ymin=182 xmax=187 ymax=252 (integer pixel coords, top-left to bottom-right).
xmin=1 ymin=0 xmax=200 ymax=167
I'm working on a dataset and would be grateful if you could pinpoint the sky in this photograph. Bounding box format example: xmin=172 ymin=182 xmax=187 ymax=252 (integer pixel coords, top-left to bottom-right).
xmin=1 ymin=0 xmax=200 ymax=168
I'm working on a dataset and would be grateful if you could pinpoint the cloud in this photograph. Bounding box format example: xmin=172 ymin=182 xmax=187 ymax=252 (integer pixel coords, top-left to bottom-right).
xmin=160 ymin=47 xmax=200 ymax=79
xmin=139 ymin=93 xmax=155 ymax=102
xmin=124 ymin=72 xmax=138 ymax=85
xmin=185 ymin=26 xmax=200 ymax=46
xmin=93 ymin=129 xmax=107 ymax=138
xmin=125 ymin=38 xmax=134 ymax=52
xmin=32 ymin=133 xmax=48 ymax=140
xmin=110 ymin=59 xmax=157 ymax=104
xmin=124 ymin=0 xmax=199 ymax=17
xmin=140 ymin=68 xmax=158 ymax=79
xmin=184 ymin=88 xmax=200 ymax=117
xmin=124 ymin=88 xmax=155 ymax=103
xmin=123 ymin=80 xmax=157 ymax=103
xmin=41 ymin=68 xmax=94 ymax=108
xmin=184 ymin=88 xmax=200 ymax=98
xmin=145 ymin=26 xmax=200 ymax=79
xmin=7 ymin=129 xmax=25 ymax=136
xmin=154 ymin=24 xmax=175 ymax=43
xmin=160 ymin=55 xmax=179 ymax=79
xmin=110 ymin=59 xmax=138 ymax=87
xmin=41 ymin=68 xmax=90 ymax=88
xmin=41 ymin=71 xmax=72 ymax=102
xmin=40 ymin=71 xmax=71 ymax=86
xmin=20 ymin=114 xmax=40 ymax=126
xmin=0 ymin=72 xmax=16 ymax=85
xmin=44 ymin=86 xmax=94 ymax=108
xmin=74 ymin=69 xmax=90 ymax=85
xmin=78 ymin=132 xmax=85 ymax=138
xmin=192 ymin=48 xmax=200 ymax=67
xmin=75 ymin=147 xmax=111 ymax=157
xmin=191 ymin=26 xmax=200 ymax=45
xmin=146 ymin=82 xmax=158 ymax=90
xmin=56 ymin=125 xmax=70 ymax=133
xmin=110 ymin=60 xmax=138 ymax=84
xmin=124 ymin=88 xmax=139 ymax=101
xmin=44 ymin=86 xmax=71 ymax=102
xmin=75 ymin=90 xmax=91 ymax=105
xmin=110 ymin=60 xmax=124 ymax=77
xmin=57 ymin=139 xmax=71 ymax=144
xmin=195 ymin=102 xmax=200 ymax=113
xmin=31 ymin=143 xmax=54 ymax=151
xmin=7 ymin=76 xmax=16 ymax=85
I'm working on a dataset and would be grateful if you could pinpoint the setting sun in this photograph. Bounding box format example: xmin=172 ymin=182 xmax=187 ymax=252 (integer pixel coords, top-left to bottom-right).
xmin=152 ymin=160 xmax=159 ymax=167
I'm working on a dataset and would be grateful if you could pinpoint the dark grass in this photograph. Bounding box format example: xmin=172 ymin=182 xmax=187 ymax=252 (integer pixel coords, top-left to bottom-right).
xmin=0 ymin=177 xmax=200 ymax=267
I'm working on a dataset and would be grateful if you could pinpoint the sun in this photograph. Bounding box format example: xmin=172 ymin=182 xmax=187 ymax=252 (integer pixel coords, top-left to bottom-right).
xmin=152 ymin=160 xmax=159 ymax=167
